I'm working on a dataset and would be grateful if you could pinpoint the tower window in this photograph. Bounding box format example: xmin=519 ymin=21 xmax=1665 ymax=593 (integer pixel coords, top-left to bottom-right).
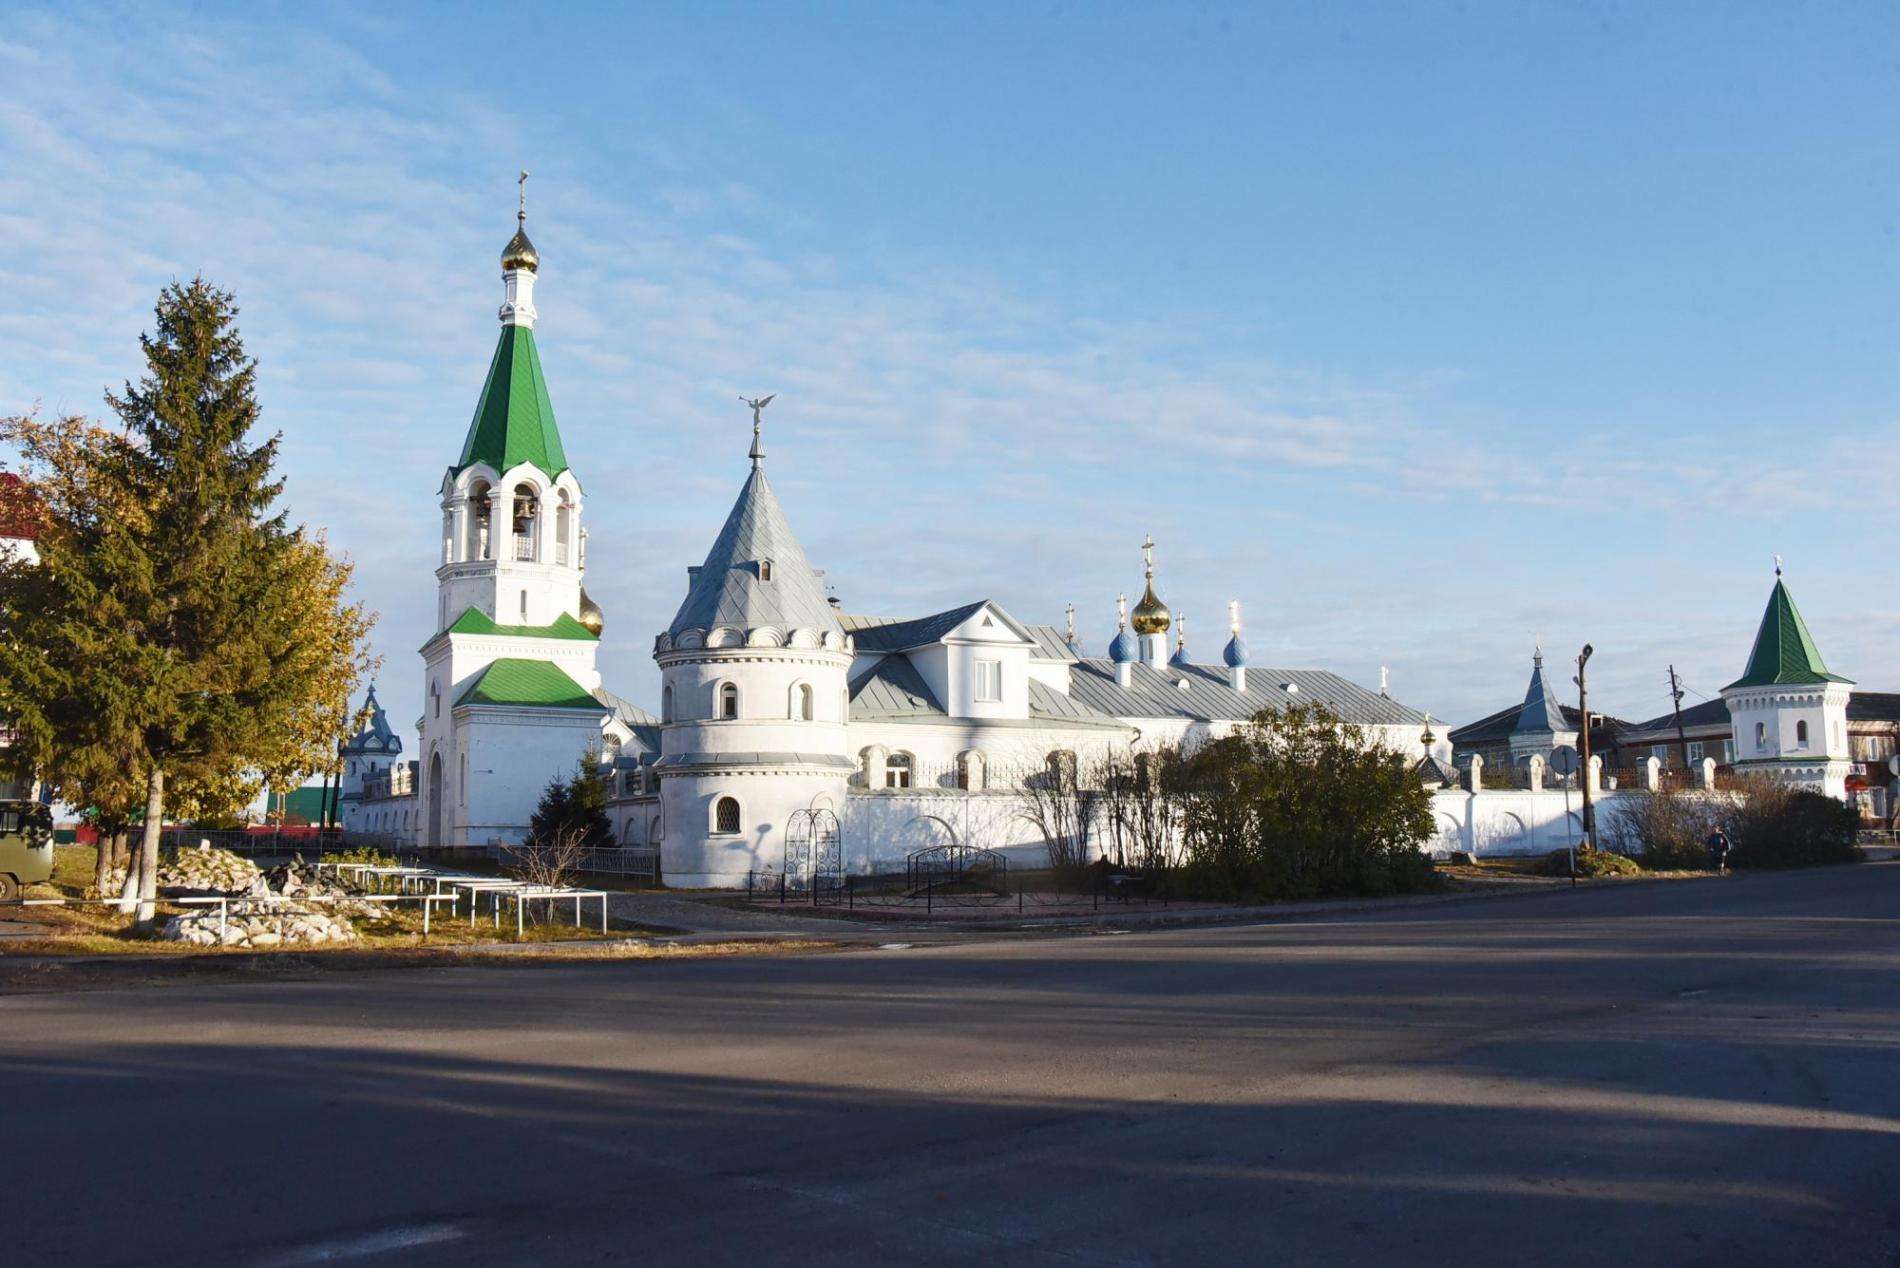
xmin=519 ymin=591 xmax=528 ymax=619
xmin=759 ymin=560 xmax=773 ymax=582
xmin=1755 ymin=722 xmax=1767 ymax=751
xmin=1795 ymin=720 xmax=1809 ymax=747
xmin=661 ymin=685 xmax=673 ymax=723
xmin=718 ymin=682 xmax=739 ymax=720
xmin=793 ymin=682 xmax=814 ymax=721
xmin=713 ymin=796 xmax=741 ymax=835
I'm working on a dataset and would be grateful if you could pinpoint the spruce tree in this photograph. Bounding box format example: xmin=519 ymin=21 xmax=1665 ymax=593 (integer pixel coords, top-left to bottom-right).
xmin=0 ymin=280 xmax=373 ymax=921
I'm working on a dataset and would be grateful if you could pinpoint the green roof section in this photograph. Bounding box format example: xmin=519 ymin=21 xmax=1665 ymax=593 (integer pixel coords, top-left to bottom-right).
xmin=1725 ymin=578 xmax=1854 ymax=690
xmin=455 ymin=325 xmax=568 ymax=479
xmin=454 ymin=658 xmax=605 ymax=711
xmin=447 ymin=607 xmax=597 ymax=641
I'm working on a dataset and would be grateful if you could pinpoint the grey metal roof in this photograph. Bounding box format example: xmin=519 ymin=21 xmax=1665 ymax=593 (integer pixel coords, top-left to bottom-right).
xmin=595 ymin=687 xmax=658 ymax=728
xmin=1026 ymin=678 xmax=1128 ymax=729
xmin=1068 ymin=658 xmax=1430 ymax=727
xmin=342 ymin=685 xmax=401 ymax=755
xmin=1024 ymin=623 xmax=1080 ymax=663
xmin=849 ymin=655 xmax=946 ymax=719
xmin=1516 ymin=656 xmax=1567 ymax=734
xmin=1624 ymin=697 xmax=1730 ymax=737
xmin=652 ymin=751 xmax=858 ymax=772
xmin=668 ymin=467 xmax=842 ymax=637
xmin=844 ymin=600 xmax=1040 ymax=653
xmin=848 ymin=652 xmax=1126 ymax=730
xmin=1415 ymin=753 xmax=1460 ymax=787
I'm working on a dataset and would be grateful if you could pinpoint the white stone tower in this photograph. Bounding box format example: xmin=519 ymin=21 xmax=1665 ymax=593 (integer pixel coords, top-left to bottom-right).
xmin=652 ymin=400 xmax=856 ymax=886
xmin=414 ymin=180 xmax=610 ymax=849
xmin=1720 ymin=564 xmax=1854 ymax=799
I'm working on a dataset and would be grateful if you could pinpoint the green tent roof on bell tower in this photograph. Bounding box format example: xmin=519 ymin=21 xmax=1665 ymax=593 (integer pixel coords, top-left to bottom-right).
xmin=454 ymin=325 xmax=569 ymax=479
xmin=1724 ymin=576 xmax=1853 ymax=690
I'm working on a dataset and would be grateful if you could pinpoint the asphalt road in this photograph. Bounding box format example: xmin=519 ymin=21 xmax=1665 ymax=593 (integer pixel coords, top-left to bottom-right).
xmin=3 ymin=866 xmax=1896 ymax=1266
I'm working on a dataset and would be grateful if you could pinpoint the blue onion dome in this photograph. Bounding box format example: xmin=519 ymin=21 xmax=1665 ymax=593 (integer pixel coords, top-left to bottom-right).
xmin=1223 ymin=632 xmax=1250 ymax=668
xmin=1169 ymin=617 xmax=1192 ymax=669
xmin=1109 ymin=624 xmax=1138 ymax=663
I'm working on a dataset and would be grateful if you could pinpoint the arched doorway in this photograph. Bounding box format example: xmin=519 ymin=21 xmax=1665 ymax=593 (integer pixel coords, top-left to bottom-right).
xmin=428 ymin=752 xmax=444 ymax=846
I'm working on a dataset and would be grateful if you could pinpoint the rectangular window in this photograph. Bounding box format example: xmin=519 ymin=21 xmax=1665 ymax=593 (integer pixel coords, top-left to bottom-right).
xmin=973 ymin=658 xmax=1002 ymax=703
xmin=1686 ymin=742 xmax=1703 ymax=764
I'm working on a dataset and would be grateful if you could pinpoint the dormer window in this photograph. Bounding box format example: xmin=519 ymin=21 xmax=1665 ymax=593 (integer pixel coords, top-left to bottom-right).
xmin=974 ymin=658 xmax=1002 ymax=703
xmin=759 ymin=559 xmax=773 ymax=582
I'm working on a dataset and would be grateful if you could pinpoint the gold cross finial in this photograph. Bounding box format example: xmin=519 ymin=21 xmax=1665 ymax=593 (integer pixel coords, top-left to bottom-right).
xmin=1229 ymin=599 xmax=1240 ymax=633
xmin=1141 ymin=534 xmax=1155 ymax=579
xmin=1774 ymin=553 xmax=1783 ymax=577
xmin=518 ymin=170 xmax=529 ymax=224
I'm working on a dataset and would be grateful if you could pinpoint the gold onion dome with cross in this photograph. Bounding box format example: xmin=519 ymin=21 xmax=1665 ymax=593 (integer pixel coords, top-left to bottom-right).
xmin=1130 ymin=535 xmax=1171 ymax=635
xmin=501 ymin=170 xmax=538 ymax=273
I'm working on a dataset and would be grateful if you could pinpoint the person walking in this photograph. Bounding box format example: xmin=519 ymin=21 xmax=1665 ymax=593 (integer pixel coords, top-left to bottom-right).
xmin=1705 ymin=827 xmax=1732 ymax=873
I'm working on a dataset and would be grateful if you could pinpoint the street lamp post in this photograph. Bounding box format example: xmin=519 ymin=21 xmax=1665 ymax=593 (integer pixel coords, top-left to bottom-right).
xmin=1575 ymin=644 xmax=1596 ymax=855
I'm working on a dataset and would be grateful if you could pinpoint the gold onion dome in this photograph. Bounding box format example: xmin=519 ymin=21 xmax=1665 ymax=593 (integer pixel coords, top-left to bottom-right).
xmin=501 ymin=222 xmax=538 ymax=273
xmin=578 ymin=588 xmax=604 ymax=636
xmin=1131 ymin=581 xmax=1170 ymax=635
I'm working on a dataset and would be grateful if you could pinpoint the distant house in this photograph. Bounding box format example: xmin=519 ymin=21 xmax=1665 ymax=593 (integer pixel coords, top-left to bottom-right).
xmin=0 ymin=473 xmax=39 ymax=566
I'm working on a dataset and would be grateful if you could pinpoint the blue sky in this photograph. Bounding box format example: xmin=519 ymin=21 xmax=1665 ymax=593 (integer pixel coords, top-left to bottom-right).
xmin=2 ymin=1 xmax=1895 ymax=740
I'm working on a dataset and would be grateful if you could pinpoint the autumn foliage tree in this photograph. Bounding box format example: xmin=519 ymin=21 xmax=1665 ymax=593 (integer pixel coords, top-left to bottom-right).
xmin=0 ymin=280 xmax=373 ymax=921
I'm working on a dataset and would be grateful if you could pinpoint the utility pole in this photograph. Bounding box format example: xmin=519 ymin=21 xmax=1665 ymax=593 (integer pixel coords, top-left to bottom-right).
xmin=1575 ymin=644 xmax=1595 ymax=851
xmin=1667 ymin=664 xmax=1691 ymax=776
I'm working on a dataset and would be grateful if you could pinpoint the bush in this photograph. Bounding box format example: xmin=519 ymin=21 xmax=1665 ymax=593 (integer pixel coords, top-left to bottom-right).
xmin=1603 ymin=790 xmax=1720 ymax=870
xmin=1540 ymin=846 xmax=1640 ymax=878
xmin=1170 ymin=702 xmax=1441 ymax=902
xmin=1722 ymin=782 xmax=1858 ymax=869
xmin=326 ymin=845 xmax=401 ymax=868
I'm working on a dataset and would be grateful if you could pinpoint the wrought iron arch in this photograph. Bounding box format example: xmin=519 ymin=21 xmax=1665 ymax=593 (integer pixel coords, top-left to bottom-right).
xmin=785 ymin=805 xmax=843 ymax=897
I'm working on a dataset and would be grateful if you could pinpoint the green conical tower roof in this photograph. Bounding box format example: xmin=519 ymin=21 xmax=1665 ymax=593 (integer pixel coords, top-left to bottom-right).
xmin=1724 ymin=577 xmax=1853 ymax=690
xmin=454 ymin=325 xmax=568 ymax=479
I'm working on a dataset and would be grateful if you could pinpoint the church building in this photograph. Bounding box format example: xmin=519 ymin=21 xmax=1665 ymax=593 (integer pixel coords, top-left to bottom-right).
xmin=341 ymin=201 xmax=1442 ymax=882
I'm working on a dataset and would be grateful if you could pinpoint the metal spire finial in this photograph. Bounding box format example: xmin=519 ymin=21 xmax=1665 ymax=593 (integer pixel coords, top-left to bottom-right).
xmin=1064 ymin=602 xmax=1076 ymax=646
xmin=518 ymin=170 xmax=529 ymax=225
xmin=1116 ymin=592 xmax=1128 ymax=627
xmin=1141 ymin=534 xmax=1155 ymax=580
xmin=1774 ymin=553 xmax=1783 ymax=577
xmin=1229 ymin=599 xmax=1241 ymax=634
xmin=741 ymin=394 xmax=775 ymax=468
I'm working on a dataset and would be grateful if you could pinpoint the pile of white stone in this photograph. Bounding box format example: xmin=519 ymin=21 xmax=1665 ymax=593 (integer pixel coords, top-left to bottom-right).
xmin=101 ymin=842 xmax=265 ymax=899
xmin=146 ymin=849 xmax=390 ymax=949
xmin=162 ymin=899 xmax=360 ymax=949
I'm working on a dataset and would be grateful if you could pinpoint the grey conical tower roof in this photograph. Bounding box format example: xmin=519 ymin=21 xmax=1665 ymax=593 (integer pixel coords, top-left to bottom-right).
xmin=1514 ymin=652 xmax=1567 ymax=734
xmin=668 ymin=467 xmax=843 ymax=637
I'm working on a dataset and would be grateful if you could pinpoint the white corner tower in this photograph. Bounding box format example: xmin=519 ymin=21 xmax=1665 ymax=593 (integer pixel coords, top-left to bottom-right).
xmin=652 ymin=397 xmax=856 ymax=886
xmin=1720 ymin=562 xmax=1855 ymax=799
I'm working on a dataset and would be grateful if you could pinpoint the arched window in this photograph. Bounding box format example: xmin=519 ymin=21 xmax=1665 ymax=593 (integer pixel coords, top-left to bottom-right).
xmin=511 ymin=483 xmax=539 ymax=561
xmin=1796 ymin=719 xmax=1809 ymax=746
xmin=556 ymin=490 xmax=574 ymax=566
xmin=792 ymin=682 xmax=814 ymax=721
xmin=661 ymin=684 xmax=673 ymax=722
xmin=649 ymin=814 xmax=662 ymax=844
xmin=957 ymin=749 xmax=986 ymax=791
xmin=759 ymin=559 xmax=773 ymax=582
xmin=885 ymin=751 xmax=914 ymax=789
xmin=467 ymin=480 xmax=492 ymax=559
xmin=458 ymin=752 xmax=467 ymax=804
xmin=431 ymin=680 xmax=440 ymax=718
xmin=713 ymin=796 xmax=741 ymax=834
xmin=1756 ymin=722 xmax=1768 ymax=751
xmin=718 ymin=682 xmax=739 ymax=720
